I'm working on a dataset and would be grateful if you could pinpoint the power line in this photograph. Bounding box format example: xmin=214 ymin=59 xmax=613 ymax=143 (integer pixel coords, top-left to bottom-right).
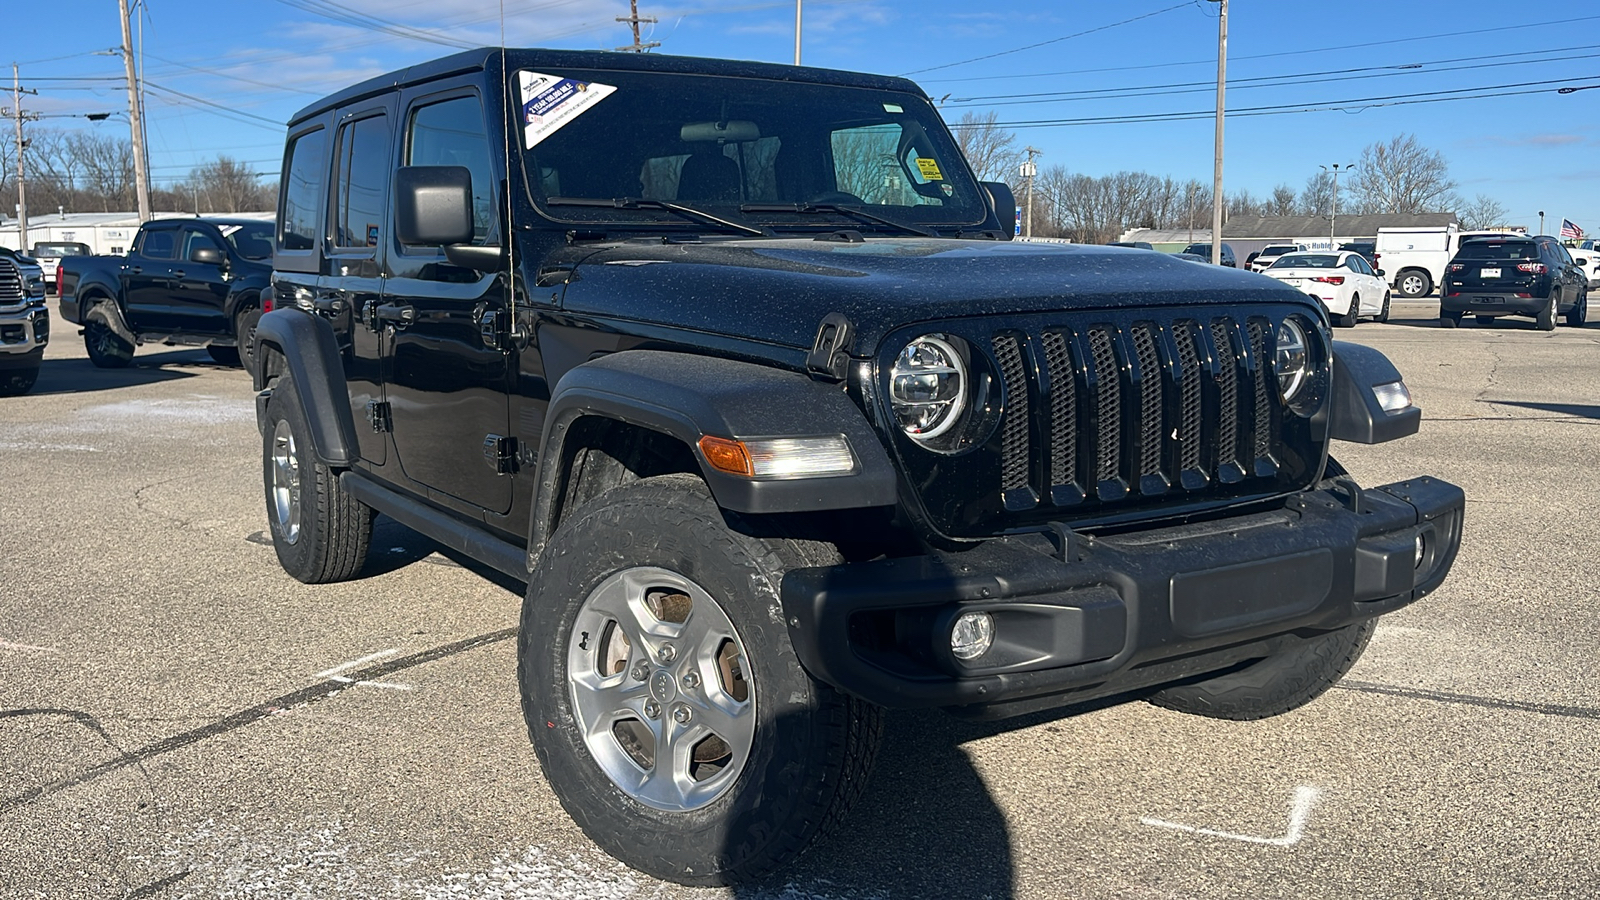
xmin=900 ymin=2 xmax=1195 ymax=76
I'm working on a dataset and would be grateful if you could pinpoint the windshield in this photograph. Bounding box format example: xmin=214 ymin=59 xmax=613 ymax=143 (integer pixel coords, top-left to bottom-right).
xmin=1272 ymin=254 xmax=1339 ymax=268
xmin=217 ymin=222 xmax=275 ymax=260
xmin=516 ymin=68 xmax=988 ymax=232
xmin=32 ymin=243 xmax=91 ymax=257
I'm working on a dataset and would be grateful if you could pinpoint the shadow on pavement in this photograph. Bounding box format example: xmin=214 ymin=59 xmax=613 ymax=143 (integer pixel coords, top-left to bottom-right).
xmin=28 ymin=348 xmax=250 ymax=395
xmin=1488 ymin=400 xmax=1600 ymax=420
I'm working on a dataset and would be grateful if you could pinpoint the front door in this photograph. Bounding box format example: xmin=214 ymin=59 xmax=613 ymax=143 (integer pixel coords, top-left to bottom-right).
xmin=122 ymin=224 xmax=180 ymax=331
xmin=170 ymin=225 xmax=231 ymax=334
xmin=381 ymin=87 xmax=514 ymax=515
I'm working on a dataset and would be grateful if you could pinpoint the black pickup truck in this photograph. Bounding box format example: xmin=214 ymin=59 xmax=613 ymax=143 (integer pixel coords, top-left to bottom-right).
xmin=56 ymin=217 xmax=274 ymax=373
xmin=255 ymin=48 xmax=1464 ymax=886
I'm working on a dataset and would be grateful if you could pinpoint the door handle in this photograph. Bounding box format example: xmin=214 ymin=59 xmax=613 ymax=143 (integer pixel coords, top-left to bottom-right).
xmin=313 ymin=296 xmax=348 ymax=314
xmin=130 ymin=266 xmax=142 ymax=274
xmin=172 ymin=269 xmax=186 ymax=279
xmin=374 ymin=303 xmax=416 ymax=324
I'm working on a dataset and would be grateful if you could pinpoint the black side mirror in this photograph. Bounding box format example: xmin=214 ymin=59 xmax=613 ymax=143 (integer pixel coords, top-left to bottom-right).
xmin=395 ymin=166 xmax=475 ymax=246
xmin=190 ymin=246 xmax=224 ymax=265
xmin=1376 ymin=269 xmax=1386 ymax=277
xmin=980 ymin=181 xmax=1017 ymax=241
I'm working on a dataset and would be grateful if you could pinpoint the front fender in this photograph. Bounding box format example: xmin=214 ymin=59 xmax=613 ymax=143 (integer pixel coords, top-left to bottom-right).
xmin=530 ymin=350 xmax=899 ymax=552
xmin=253 ymin=309 xmax=358 ymax=467
xmin=1329 ymin=341 xmax=1421 ymax=443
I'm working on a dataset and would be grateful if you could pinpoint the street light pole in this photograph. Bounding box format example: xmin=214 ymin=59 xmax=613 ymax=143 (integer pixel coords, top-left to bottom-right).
xmin=1208 ymin=0 xmax=1227 ymax=265
xmin=1021 ymin=147 xmax=1040 ymax=239
xmin=794 ymin=0 xmax=802 ymax=65
xmin=8 ymin=64 xmax=30 ymax=251
xmin=1320 ymin=162 xmax=1352 ymax=248
xmin=1538 ymin=210 xmax=1546 ymax=235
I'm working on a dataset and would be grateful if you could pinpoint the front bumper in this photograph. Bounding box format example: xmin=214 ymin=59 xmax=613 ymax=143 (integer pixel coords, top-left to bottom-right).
xmin=0 ymin=302 xmax=50 ymax=359
xmin=781 ymin=476 xmax=1463 ymax=718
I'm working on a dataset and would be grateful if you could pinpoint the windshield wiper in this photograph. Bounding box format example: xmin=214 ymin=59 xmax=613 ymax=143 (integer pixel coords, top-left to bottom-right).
xmin=740 ymin=202 xmax=939 ymax=237
xmin=546 ymin=196 xmax=768 ymax=237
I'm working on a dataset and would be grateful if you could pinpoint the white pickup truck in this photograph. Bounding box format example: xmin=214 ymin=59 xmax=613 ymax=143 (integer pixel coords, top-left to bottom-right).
xmin=1571 ymin=240 xmax=1600 ymax=288
xmin=1374 ymin=226 xmax=1524 ymax=298
xmin=28 ymin=240 xmax=93 ymax=292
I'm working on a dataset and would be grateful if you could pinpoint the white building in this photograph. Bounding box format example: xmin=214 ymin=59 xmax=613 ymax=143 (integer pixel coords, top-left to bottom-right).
xmin=0 ymin=211 xmax=272 ymax=257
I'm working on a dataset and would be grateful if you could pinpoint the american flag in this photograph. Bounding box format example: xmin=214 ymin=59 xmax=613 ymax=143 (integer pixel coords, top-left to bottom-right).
xmin=1560 ymin=218 xmax=1584 ymax=240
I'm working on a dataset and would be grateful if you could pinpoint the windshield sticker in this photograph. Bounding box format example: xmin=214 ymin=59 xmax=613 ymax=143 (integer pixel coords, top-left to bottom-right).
xmin=915 ymin=158 xmax=944 ymax=181
xmin=883 ymin=103 xmax=903 ymax=113
xmin=219 ymin=225 xmax=242 ymax=237
xmin=520 ymin=71 xmax=616 ymax=149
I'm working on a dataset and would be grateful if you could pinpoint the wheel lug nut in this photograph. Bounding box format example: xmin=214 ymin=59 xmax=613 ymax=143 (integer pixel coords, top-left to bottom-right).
xmin=631 ymin=662 xmax=649 ymax=682
xmin=672 ymin=703 xmax=691 ymax=724
xmin=681 ymin=671 xmax=700 ymax=690
xmin=657 ymin=645 xmax=676 ymax=663
xmin=644 ymin=699 xmax=661 ymax=719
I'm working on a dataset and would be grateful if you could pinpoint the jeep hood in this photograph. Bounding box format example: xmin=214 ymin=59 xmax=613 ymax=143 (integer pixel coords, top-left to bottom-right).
xmin=556 ymin=238 xmax=1318 ymax=355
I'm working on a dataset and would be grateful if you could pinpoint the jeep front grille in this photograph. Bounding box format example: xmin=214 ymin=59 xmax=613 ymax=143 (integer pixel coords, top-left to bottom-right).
xmin=882 ymin=306 xmax=1323 ymax=539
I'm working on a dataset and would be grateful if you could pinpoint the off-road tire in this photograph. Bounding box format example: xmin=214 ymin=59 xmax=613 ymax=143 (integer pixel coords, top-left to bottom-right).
xmin=1566 ymin=290 xmax=1587 ymax=327
xmin=1536 ymin=293 xmax=1557 ymax=331
xmin=519 ymin=474 xmax=882 ymax=886
xmin=236 ymin=305 xmax=264 ymax=379
xmin=1145 ymin=619 xmax=1376 ymax=720
xmin=84 ymin=319 xmax=133 ymax=368
xmin=261 ymin=373 xmax=374 ymax=583
xmin=206 ymin=344 xmax=241 ymax=367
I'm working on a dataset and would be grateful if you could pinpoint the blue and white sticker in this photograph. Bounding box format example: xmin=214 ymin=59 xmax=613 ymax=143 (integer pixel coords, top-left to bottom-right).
xmin=520 ymin=71 xmax=616 ymax=149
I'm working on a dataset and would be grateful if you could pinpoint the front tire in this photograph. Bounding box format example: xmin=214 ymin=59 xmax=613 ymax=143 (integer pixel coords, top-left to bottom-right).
xmin=261 ymin=373 xmax=374 ymax=583
xmin=1146 ymin=619 xmax=1376 ymax=720
xmin=519 ymin=474 xmax=881 ymax=886
xmin=236 ymin=305 xmax=264 ymax=379
xmin=1397 ymin=270 xmax=1431 ymax=298
xmin=84 ymin=319 xmax=133 ymax=368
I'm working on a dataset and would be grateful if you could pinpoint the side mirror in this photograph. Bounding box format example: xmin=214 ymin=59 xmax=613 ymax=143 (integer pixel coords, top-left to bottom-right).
xmin=1376 ymin=269 xmax=1386 ymax=277
xmin=979 ymin=181 xmax=1016 ymax=241
xmin=395 ymin=166 xmax=475 ymax=246
xmin=190 ymin=246 xmax=224 ymax=265
xmin=1574 ymin=256 xmax=1588 ymax=266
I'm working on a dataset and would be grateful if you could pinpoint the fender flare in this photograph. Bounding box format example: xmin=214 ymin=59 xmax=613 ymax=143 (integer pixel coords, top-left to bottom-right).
xmin=81 ymin=292 xmax=136 ymax=345
xmin=529 ymin=350 xmax=898 ymax=556
xmin=1329 ymin=341 xmax=1420 ymax=444
xmin=253 ymin=309 xmax=358 ymax=467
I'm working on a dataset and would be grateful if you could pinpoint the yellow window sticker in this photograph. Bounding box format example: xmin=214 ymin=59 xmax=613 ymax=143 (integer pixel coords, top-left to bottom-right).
xmin=916 ymin=158 xmax=944 ymax=181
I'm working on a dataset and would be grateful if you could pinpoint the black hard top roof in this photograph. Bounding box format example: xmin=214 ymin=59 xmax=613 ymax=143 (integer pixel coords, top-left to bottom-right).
xmin=289 ymin=47 xmax=928 ymax=126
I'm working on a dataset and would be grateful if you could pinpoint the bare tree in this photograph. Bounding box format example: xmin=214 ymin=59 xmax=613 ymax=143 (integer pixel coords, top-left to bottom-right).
xmin=67 ymin=132 xmax=135 ymax=211
xmin=1350 ymin=134 xmax=1458 ymax=215
xmin=950 ymin=110 xmax=1023 ymax=184
xmin=191 ymin=155 xmax=273 ymax=213
xmin=1299 ymin=171 xmax=1333 ymax=217
xmin=1227 ymin=188 xmax=1264 ymax=218
xmin=1268 ymin=184 xmax=1297 ymax=216
xmin=1458 ymin=193 xmax=1509 ymax=231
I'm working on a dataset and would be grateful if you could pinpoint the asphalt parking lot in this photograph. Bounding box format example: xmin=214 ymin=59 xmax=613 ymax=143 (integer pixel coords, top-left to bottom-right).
xmin=2 ymin=296 xmax=1597 ymax=900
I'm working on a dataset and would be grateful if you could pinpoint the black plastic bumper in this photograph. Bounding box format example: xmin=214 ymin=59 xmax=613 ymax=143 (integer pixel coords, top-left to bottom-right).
xmin=1441 ymin=290 xmax=1548 ymax=316
xmin=780 ymin=476 xmax=1464 ymax=718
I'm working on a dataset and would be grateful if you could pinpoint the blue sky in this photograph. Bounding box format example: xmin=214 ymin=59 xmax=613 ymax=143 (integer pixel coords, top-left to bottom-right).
xmin=7 ymin=0 xmax=1598 ymax=232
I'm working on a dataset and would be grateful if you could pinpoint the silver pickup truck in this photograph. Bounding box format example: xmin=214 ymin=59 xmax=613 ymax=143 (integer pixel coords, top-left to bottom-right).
xmin=0 ymin=248 xmax=49 ymax=395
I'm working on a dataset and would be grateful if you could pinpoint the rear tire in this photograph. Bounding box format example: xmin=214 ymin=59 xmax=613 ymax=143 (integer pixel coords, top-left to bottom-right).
xmin=1566 ymin=289 xmax=1588 ymax=327
xmin=1146 ymin=619 xmax=1376 ymax=720
xmin=1397 ymin=270 xmax=1430 ymax=298
xmin=519 ymin=474 xmax=882 ymax=886
xmin=261 ymin=373 xmax=374 ymax=583
xmin=84 ymin=319 xmax=133 ymax=368
xmin=1332 ymin=298 xmax=1357 ymax=328
xmin=1536 ymin=293 xmax=1557 ymax=331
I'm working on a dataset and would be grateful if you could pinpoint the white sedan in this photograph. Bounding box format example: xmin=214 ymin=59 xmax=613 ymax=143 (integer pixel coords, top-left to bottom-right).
xmin=1261 ymin=251 xmax=1391 ymax=326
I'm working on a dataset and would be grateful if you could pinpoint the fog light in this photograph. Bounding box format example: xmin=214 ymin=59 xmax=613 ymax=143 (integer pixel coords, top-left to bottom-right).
xmin=950 ymin=612 xmax=994 ymax=661
xmin=1414 ymin=534 xmax=1425 ymax=569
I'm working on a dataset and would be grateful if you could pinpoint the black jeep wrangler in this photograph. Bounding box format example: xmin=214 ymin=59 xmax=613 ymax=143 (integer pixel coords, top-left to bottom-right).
xmin=256 ymin=48 xmax=1463 ymax=886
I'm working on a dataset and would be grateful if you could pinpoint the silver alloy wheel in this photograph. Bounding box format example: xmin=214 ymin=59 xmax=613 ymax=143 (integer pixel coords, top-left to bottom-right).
xmin=270 ymin=418 xmax=302 ymax=544
xmin=568 ymin=566 xmax=756 ymax=812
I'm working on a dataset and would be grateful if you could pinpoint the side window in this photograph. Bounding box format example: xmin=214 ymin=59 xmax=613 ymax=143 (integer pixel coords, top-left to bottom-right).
xmin=181 ymin=228 xmax=220 ymax=262
xmin=138 ymin=229 xmax=176 ymax=260
xmin=830 ymin=123 xmax=947 ymax=207
xmin=280 ymin=128 xmax=326 ymax=252
xmin=406 ymin=96 xmax=496 ymax=243
xmin=333 ymin=114 xmax=391 ymax=249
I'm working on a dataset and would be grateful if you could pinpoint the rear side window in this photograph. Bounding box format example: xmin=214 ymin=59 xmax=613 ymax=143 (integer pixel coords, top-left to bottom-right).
xmin=280 ymin=128 xmax=326 ymax=251
xmin=138 ymin=229 xmax=176 ymax=260
xmin=406 ymin=96 xmax=496 ymax=244
xmin=334 ymin=115 xmax=391 ymax=248
xmin=1456 ymin=241 xmax=1537 ymax=260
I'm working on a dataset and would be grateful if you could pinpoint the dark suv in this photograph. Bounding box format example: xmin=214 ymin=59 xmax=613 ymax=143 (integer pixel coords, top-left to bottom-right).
xmin=1441 ymin=234 xmax=1588 ymax=329
xmin=1182 ymin=241 xmax=1237 ymax=266
xmin=255 ymin=47 xmax=1462 ymax=886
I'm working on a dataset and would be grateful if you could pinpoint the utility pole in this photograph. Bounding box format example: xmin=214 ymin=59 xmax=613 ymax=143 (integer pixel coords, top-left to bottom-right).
xmin=7 ymin=64 xmax=37 ymax=251
xmin=118 ymin=0 xmax=151 ymax=222
xmin=615 ymin=0 xmax=660 ymax=52
xmin=1320 ymin=162 xmax=1352 ymax=248
xmin=794 ymin=0 xmax=803 ymax=65
xmin=1021 ymin=147 xmax=1040 ymax=239
xmin=1539 ymin=210 xmax=1546 ymax=235
xmin=1209 ymin=0 xmax=1227 ymax=265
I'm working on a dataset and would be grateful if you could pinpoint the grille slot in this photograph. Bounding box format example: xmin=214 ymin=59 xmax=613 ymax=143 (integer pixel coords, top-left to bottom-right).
xmin=0 ymin=259 xmax=24 ymax=304
xmin=1006 ymin=315 xmax=1282 ymax=511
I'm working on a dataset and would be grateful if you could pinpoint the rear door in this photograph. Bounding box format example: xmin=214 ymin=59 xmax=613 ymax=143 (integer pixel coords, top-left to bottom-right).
xmin=380 ymin=82 xmax=514 ymax=515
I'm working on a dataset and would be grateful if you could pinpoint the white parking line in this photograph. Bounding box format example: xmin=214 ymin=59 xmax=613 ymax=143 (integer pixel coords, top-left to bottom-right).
xmin=316 ymin=649 xmax=412 ymax=691
xmin=1141 ymin=785 xmax=1321 ymax=847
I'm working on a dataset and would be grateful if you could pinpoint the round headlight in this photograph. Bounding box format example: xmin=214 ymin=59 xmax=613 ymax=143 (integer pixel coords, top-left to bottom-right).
xmin=890 ymin=335 xmax=967 ymax=441
xmin=1274 ymin=318 xmax=1311 ymax=403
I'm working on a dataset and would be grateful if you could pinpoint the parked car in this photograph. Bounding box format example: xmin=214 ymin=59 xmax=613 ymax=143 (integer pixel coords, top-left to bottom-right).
xmin=1338 ymin=241 xmax=1377 ymax=266
xmin=1260 ymin=251 xmax=1390 ymax=326
xmin=56 ymin=217 xmax=274 ymax=374
xmin=1180 ymin=242 xmax=1236 ymax=266
xmin=0 ymin=246 xmax=50 ymax=395
xmin=1374 ymin=226 xmax=1523 ymax=299
xmin=1440 ymin=234 xmax=1587 ymax=329
xmin=28 ymin=240 xmax=93 ymax=292
xmin=1247 ymin=243 xmax=1307 ymax=273
xmin=1564 ymin=244 xmax=1600 ymax=289
xmin=254 ymin=46 xmax=1462 ymax=887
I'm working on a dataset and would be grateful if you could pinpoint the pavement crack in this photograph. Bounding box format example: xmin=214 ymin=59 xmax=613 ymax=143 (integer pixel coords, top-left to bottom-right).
xmin=0 ymin=627 xmax=518 ymax=816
